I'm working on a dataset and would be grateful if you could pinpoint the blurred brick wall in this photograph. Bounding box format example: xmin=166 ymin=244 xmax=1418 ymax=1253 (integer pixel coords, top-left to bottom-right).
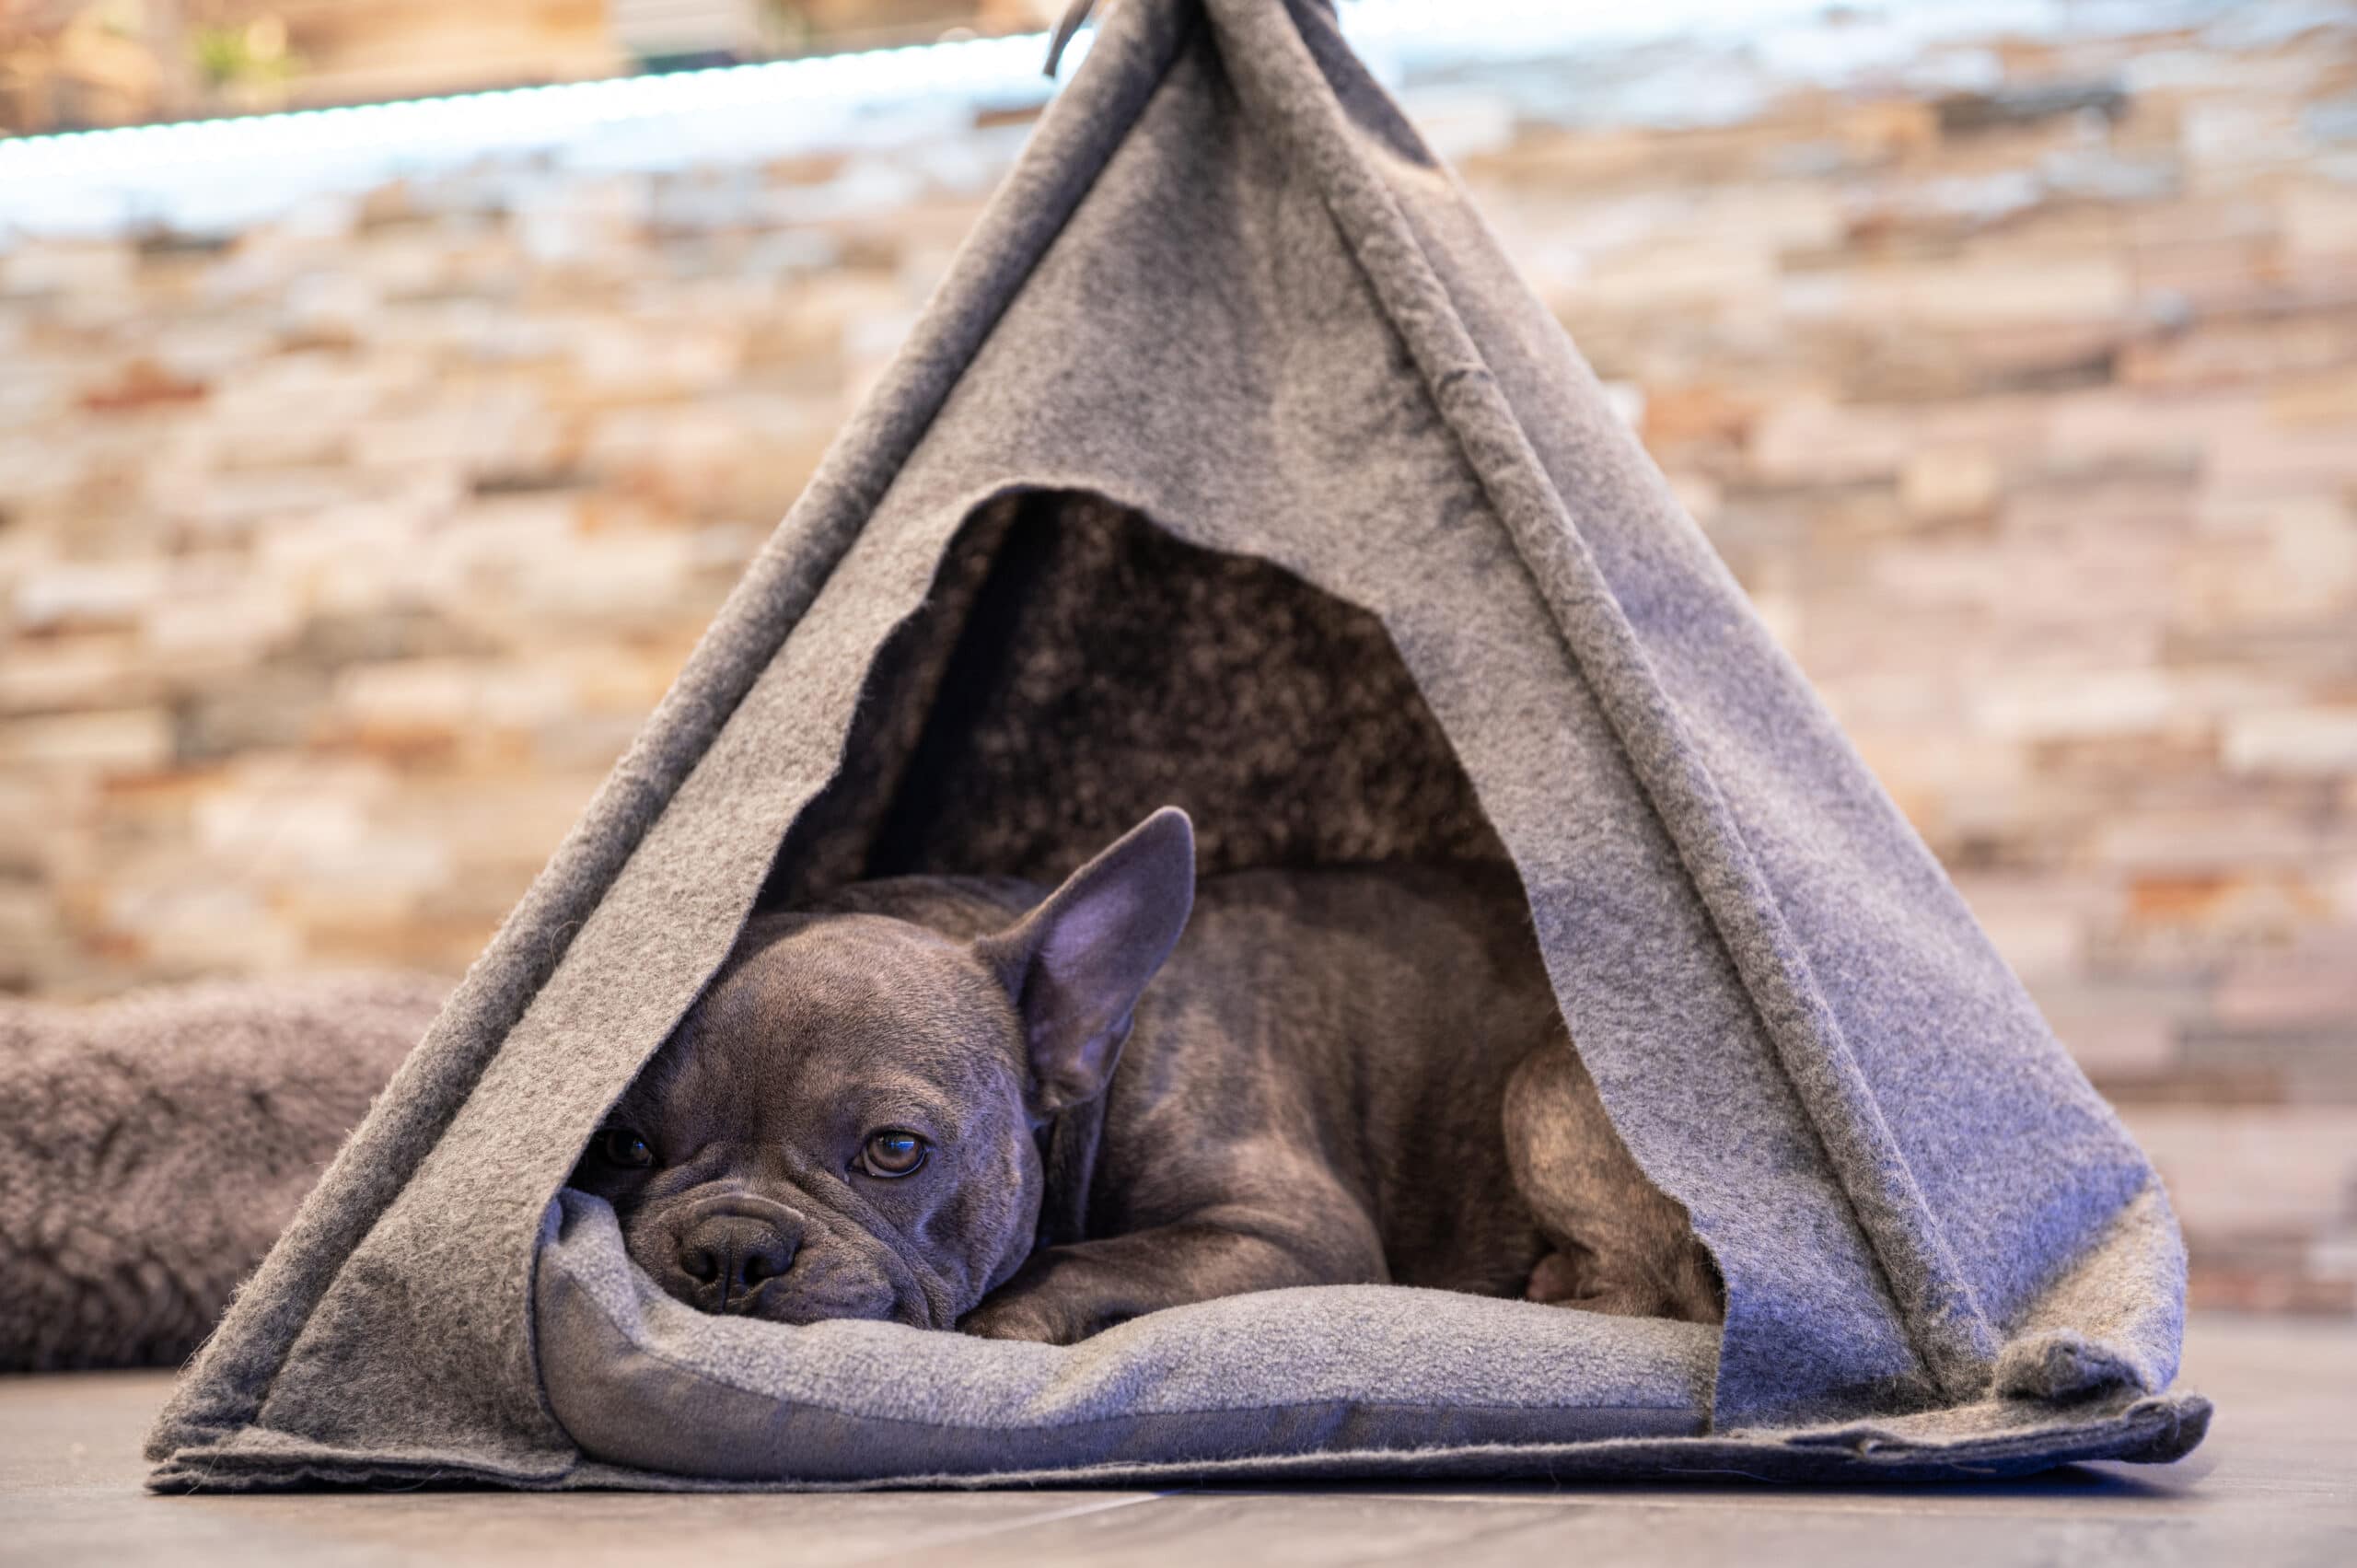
xmin=3 ymin=11 xmax=2352 ymax=1312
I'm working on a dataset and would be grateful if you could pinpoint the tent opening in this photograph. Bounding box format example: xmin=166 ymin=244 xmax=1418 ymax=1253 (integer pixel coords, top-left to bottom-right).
xmin=761 ymin=489 xmax=1515 ymax=905
xmin=566 ymin=487 xmax=1738 ymax=1351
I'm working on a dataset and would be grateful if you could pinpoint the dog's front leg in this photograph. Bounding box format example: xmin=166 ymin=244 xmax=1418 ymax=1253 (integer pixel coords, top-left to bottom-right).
xmin=960 ymin=1207 xmax=1385 ymax=1344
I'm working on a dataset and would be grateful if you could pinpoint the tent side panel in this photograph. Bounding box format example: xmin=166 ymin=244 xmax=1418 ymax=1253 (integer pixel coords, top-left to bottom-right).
xmin=1204 ymin=0 xmax=2179 ymax=1413
xmin=147 ymin=0 xmax=1198 ymax=1474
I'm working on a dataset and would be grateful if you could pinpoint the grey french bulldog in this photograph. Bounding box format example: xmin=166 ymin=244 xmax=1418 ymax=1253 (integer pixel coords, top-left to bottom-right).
xmin=570 ymin=807 xmax=1722 ymax=1342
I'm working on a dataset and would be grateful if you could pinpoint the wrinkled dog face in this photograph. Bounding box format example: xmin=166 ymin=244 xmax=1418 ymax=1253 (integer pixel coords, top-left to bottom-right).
xmin=569 ymin=808 xmax=1195 ymax=1331
xmin=573 ymin=916 xmax=1041 ymax=1330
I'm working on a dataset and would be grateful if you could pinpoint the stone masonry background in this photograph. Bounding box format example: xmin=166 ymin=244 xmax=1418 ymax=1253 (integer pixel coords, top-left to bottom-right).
xmin=3 ymin=6 xmax=2353 ymax=1314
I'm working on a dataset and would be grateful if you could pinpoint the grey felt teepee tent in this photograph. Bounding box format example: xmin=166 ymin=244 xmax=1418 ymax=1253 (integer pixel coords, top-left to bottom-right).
xmin=147 ymin=0 xmax=2206 ymax=1489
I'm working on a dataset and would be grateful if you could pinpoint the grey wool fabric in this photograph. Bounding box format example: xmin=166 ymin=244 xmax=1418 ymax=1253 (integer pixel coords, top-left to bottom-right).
xmin=2 ymin=973 xmax=445 ymax=1372
xmin=144 ymin=0 xmax=2205 ymax=1489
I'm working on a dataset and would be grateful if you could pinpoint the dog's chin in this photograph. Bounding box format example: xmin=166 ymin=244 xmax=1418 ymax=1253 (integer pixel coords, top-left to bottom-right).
xmin=735 ymin=1280 xmax=901 ymax=1327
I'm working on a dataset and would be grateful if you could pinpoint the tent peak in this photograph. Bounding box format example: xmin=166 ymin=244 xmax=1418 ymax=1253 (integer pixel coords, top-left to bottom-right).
xmin=1045 ymin=0 xmax=1100 ymax=77
xmin=1048 ymin=1 xmax=1341 ymax=79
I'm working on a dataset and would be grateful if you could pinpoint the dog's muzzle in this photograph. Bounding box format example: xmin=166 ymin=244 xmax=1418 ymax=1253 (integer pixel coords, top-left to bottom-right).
xmin=669 ymin=1191 xmax=807 ymax=1315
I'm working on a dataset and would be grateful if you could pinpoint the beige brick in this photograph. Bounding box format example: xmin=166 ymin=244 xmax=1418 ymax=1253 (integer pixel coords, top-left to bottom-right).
xmin=10 ymin=561 xmax=168 ymax=632
xmin=2122 ymin=1108 xmax=2357 ymax=1236
xmin=0 ymin=636 xmax=148 ymax=714
xmin=2283 ymin=181 xmax=2357 ymax=261
xmin=0 ymin=710 xmax=173 ymax=772
xmin=531 ymin=530 xmax=699 ymax=618
xmin=101 ymin=883 xmax=305 ymax=975
xmin=2212 ymin=944 xmax=2357 ymax=1030
xmin=1747 ymin=397 xmax=1910 ymax=486
xmin=2174 ymin=496 xmax=2357 ymax=629
xmin=2092 ymin=804 xmax=2340 ymax=872
xmin=0 ymin=241 xmax=137 ymax=297
xmin=142 ymin=581 xmax=303 ymax=665
xmin=1568 ymin=239 xmax=1777 ymax=316
xmin=1898 ymin=447 xmax=2001 ymax=523
xmin=331 ymin=659 xmax=575 ymax=738
xmin=2050 ymin=1010 xmax=2177 ymax=1079
xmin=1811 ymin=256 xmax=2134 ymax=331
xmin=2223 ymin=708 xmax=2357 ymax=776
xmin=0 ymin=880 xmax=55 ymax=977
xmin=1972 ymin=670 xmax=2177 ymax=741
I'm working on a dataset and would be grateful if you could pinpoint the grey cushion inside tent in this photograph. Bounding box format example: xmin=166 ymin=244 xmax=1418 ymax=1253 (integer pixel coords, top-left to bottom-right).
xmin=534 ymin=1194 xmax=2205 ymax=1488
xmin=536 ymin=1191 xmax=1718 ymax=1482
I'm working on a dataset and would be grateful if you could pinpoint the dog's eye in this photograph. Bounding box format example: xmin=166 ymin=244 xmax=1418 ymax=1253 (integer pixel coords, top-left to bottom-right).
xmin=594 ymin=1127 xmax=655 ymax=1169
xmin=856 ymin=1130 xmax=929 ymax=1179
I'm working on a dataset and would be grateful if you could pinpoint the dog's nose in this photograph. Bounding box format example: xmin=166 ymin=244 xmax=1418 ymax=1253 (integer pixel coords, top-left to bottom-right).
xmin=678 ymin=1214 xmax=799 ymax=1307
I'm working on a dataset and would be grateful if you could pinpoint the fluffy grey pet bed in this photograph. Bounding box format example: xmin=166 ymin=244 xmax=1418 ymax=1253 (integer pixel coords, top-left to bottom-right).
xmin=145 ymin=0 xmax=2205 ymax=1490
xmin=2 ymin=974 xmax=445 ymax=1371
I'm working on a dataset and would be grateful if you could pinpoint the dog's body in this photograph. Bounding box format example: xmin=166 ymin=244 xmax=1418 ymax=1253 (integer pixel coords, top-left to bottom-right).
xmin=575 ymin=810 xmax=1720 ymax=1342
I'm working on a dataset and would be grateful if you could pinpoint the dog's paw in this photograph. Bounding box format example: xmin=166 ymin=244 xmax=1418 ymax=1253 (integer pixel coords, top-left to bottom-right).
xmin=1524 ymin=1249 xmax=1589 ymax=1304
xmin=1527 ymin=1248 xmax=1718 ymax=1322
xmin=958 ymin=1293 xmax=1081 ymax=1344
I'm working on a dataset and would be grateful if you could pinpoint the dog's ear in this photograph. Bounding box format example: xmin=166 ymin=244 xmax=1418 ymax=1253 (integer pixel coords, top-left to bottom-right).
xmin=975 ymin=807 xmax=1196 ymax=1114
